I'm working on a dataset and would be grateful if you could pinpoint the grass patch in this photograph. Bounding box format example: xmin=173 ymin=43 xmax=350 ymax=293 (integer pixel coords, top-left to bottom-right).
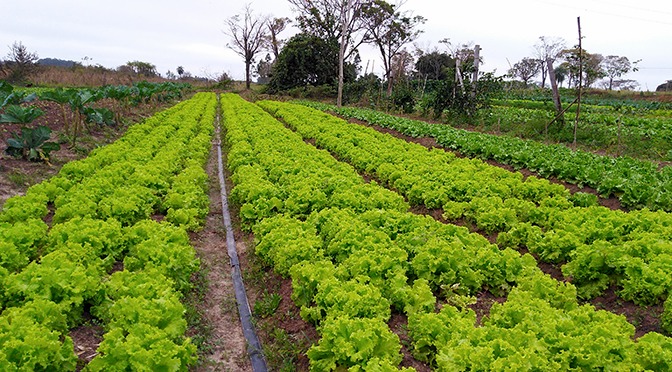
xmin=6 ymin=171 xmax=32 ymax=187
xmin=184 ymin=263 xmax=215 ymax=359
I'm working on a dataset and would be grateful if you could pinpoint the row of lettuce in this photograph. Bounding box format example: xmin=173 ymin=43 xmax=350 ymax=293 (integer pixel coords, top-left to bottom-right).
xmin=264 ymin=101 xmax=672 ymax=310
xmin=488 ymin=99 xmax=672 ymax=158
xmin=0 ymin=92 xmax=215 ymax=370
xmin=485 ymin=105 xmax=672 ymax=158
xmin=224 ymin=93 xmax=671 ymax=370
xmin=491 ymin=98 xmax=672 ymax=113
xmin=301 ymin=101 xmax=672 ymax=212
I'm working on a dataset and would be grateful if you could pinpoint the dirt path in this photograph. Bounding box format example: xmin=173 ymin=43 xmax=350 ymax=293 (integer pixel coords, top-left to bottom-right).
xmin=189 ymin=143 xmax=252 ymax=372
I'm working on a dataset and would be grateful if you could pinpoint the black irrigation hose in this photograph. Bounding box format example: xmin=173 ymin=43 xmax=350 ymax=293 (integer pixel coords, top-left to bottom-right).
xmin=214 ymin=99 xmax=268 ymax=372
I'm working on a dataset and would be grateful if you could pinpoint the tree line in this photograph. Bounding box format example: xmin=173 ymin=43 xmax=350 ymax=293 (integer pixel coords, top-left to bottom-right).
xmin=225 ymin=1 xmax=644 ymax=120
xmin=507 ymin=36 xmax=639 ymax=91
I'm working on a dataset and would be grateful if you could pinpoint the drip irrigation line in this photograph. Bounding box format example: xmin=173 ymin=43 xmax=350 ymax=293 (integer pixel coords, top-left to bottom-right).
xmin=214 ymin=98 xmax=268 ymax=372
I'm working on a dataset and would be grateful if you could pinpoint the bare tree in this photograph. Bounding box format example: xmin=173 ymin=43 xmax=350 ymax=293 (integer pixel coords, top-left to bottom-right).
xmin=390 ymin=49 xmax=414 ymax=81
xmin=225 ymin=4 xmax=268 ymax=89
xmin=336 ymin=0 xmax=366 ymax=107
xmin=532 ymin=36 xmax=566 ymax=89
xmin=440 ymin=39 xmax=481 ymax=93
xmin=509 ymin=57 xmax=540 ymax=87
xmin=266 ymin=17 xmax=291 ymax=60
xmin=361 ymin=0 xmax=425 ymax=94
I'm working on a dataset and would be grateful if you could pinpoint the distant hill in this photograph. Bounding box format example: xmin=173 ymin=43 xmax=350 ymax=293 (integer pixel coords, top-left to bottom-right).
xmin=38 ymin=58 xmax=79 ymax=68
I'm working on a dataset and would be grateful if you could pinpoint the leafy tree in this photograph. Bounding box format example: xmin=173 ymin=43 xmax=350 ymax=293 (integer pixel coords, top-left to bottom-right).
xmin=124 ymin=61 xmax=158 ymax=77
xmin=255 ymin=53 xmax=273 ymax=84
xmin=177 ymin=66 xmax=184 ymax=78
xmin=288 ymin=0 xmax=373 ymax=106
xmin=2 ymin=41 xmax=39 ymax=84
xmin=438 ymin=40 xmax=482 ymax=96
xmin=423 ymin=70 xmax=502 ymax=119
xmin=288 ymin=0 xmax=347 ymax=40
xmin=361 ymin=0 xmax=425 ymax=94
xmin=268 ymin=33 xmax=355 ymax=93
xmin=560 ymin=47 xmax=605 ymax=88
xmin=554 ymin=64 xmax=568 ymax=87
xmin=601 ymin=55 xmax=639 ymax=90
xmin=225 ymin=4 xmax=268 ymax=89
xmin=508 ymin=57 xmax=540 ymax=88
xmin=415 ymin=51 xmax=454 ymax=80
xmin=214 ymin=71 xmax=234 ymax=90
xmin=532 ymin=36 xmax=566 ymax=88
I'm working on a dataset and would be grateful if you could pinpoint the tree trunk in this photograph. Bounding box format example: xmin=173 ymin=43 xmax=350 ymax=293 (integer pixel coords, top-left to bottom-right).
xmin=574 ymin=16 xmax=583 ymax=148
xmin=471 ymin=45 xmax=480 ymax=98
xmin=245 ymin=60 xmax=251 ymax=89
xmin=540 ymin=66 xmax=547 ymax=89
xmin=337 ymin=31 xmax=347 ymax=107
xmin=547 ymin=59 xmax=563 ymax=120
xmin=337 ymin=0 xmax=353 ymax=108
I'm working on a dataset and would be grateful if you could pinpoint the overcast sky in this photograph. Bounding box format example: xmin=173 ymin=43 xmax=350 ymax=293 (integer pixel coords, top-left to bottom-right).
xmin=2 ymin=0 xmax=671 ymax=90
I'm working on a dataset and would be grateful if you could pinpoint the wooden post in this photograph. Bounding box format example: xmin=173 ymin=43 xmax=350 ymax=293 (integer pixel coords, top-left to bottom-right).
xmin=574 ymin=16 xmax=583 ymax=148
xmin=455 ymin=59 xmax=465 ymax=95
xmin=547 ymin=59 xmax=563 ymax=125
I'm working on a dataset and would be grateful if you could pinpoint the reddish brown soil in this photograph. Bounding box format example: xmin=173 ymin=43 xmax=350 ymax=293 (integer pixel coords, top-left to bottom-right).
xmin=589 ymin=287 xmax=665 ymax=339
xmin=70 ymin=310 xmax=104 ymax=370
xmin=469 ymin=291 xmax=507 ymax=325
xmin=388 ymin=313 xmax=431 ymax=372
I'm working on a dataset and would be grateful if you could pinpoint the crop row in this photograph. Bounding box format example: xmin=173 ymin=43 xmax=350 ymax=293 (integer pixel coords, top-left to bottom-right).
xmin=488 ymin=105 xmax=672 ymax=144
xmin=301 ymin=101 xmax=672 ymax=211
xmin=492 ymin=98 xmax=672 ymax=118
xmin=0 ymin=92 xmax=216 ymax=370
xmin=260 ymin=101 xmax=672 ymax=310
xmin=224 ymin=94 xmax=671 ymax=370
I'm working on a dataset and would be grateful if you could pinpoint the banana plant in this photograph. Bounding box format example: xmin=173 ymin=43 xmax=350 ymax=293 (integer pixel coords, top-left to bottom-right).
xmin=5 ymin=125 xmax=60 ymax=163
xmin=0 ymin=104 xmax=44 ymax=124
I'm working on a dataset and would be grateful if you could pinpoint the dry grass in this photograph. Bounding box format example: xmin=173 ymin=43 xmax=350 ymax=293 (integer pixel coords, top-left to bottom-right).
xmin=21 ymin=66 xmax=214 ymax=88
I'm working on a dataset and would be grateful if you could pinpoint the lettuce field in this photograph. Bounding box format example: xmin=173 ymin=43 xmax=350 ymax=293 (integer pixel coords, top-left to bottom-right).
xmin=2 ymin=92 xmax=672 ymax=371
